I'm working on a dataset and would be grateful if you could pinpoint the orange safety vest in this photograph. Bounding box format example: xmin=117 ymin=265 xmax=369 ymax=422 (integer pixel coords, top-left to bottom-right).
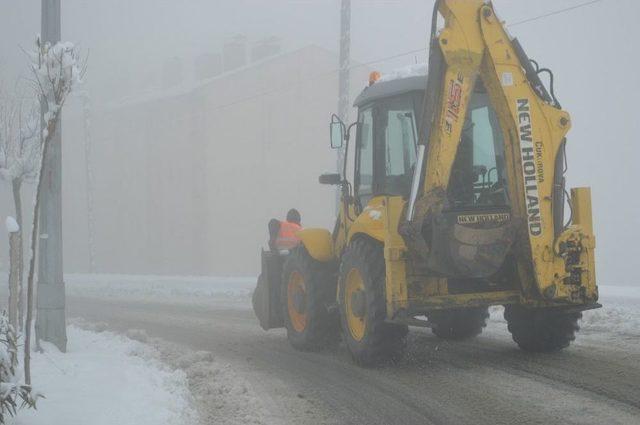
xmin=275 ymin=221 xmax=302 ymax=251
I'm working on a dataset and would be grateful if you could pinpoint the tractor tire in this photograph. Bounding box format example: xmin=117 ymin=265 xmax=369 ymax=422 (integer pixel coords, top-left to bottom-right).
xmin=428 ymin=307 xmax=489 ymax=340
xmin=504 ymin=305 xmax=582 ymax=353
xmin=281 ymin=247 xmax=339 ymax=351
xmin=338 ymin=238 xmax=408 ymax=366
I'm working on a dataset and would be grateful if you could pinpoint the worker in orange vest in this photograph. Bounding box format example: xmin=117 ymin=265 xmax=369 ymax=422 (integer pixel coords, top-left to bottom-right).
xmin=268 ymin=209 xmax=302 ymax=253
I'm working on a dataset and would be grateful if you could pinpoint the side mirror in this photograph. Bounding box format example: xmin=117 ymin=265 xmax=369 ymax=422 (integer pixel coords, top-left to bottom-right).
xmin=319 ymin=173 xmax=342 ymax=186
xmin=330 ymin=116 xmax=345 ymax=149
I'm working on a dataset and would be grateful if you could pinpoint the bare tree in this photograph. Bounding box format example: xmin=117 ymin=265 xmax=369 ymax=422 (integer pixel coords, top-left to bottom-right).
xmin=5 ymin=217 xmax=20 ymax=330
xmin=0 ymin=87 xmax=40 ymax=332
xmin=22 ymin=37 xmax=82 ymax=385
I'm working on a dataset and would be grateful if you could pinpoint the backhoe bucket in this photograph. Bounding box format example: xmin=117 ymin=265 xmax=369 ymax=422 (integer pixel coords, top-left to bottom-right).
xmin=252 ymin=250 xmax=285 ymax=330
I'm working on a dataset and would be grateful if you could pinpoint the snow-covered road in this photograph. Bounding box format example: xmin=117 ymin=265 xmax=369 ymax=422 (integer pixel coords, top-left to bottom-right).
xmin=63 ymin=275 xmax=640 ymax=425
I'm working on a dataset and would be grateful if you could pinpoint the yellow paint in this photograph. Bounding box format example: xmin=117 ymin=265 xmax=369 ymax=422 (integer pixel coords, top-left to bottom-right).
xmin=344 ymin=267 xmax=366 ymax=342
xmin=297 ymin=228 xmax=334 ymax=262
xmin=571 ymin=187 xmax=594 ymax=235
xmin=287 ymin=271 xmax=307 ymax=333
xmin=347 ymin=197 xmax=387 ymax=244
xmin=410 ymin=290 xmax=522 ymax=311
xmin=382 ymin=196 xmax=410 ymax=318
xmin=477 ymin=4 xmax=595 ymax=303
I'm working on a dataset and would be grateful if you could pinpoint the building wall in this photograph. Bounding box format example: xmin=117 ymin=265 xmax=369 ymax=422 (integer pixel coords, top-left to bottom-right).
xmin=0 ymin=46 xmax=368 ymax=275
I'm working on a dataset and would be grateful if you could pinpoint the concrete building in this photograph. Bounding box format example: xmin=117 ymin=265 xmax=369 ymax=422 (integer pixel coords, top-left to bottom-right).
xmin=222 ymin=35 xmax=247 ymax=72
xmin=250 ymin=37 xmax=282 ymax=63
xmin=0 ymin=45 xmax=369 ymax=276
xmin=194 ymin=53 xmax=223 ymax=81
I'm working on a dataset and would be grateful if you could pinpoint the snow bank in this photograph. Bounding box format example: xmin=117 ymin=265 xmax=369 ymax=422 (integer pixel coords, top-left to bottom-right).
xmin=11 ymin=326 xmax=198 ymax=425
xmin=65 ymin=274 xmax=255 ymax=304
xmin=75 ymin=323 xmax=273 ymax=425
xmin=5 ymin=216 xmax=19 ymax=233
xmin=153 ymin=344 xmax=271 ymax=425
xmin=579 ymin=285 xmax=640 ymax=346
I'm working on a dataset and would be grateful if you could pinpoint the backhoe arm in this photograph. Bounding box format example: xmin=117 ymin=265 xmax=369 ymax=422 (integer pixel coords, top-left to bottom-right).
xmin=408 ymin=0 xmax=597 ymax=305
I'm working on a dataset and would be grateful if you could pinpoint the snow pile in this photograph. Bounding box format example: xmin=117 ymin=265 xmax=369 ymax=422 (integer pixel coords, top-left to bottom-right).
xmin=580 ymin=285 xmax=640 ymax=344
xmin=78 ymin=323 xmax=272 ymax=425
xmin=158 ymin=348 xmax=270 ymax=425
xmin=11 ymin=326 xmax=198 ymax=425
xmin=5 ymin=217 xmax=19 ymax=234
xmin=580 ymin=304 xmax=640 ymax=338
xmin=65 ymin=274 xmax=255 ymax=304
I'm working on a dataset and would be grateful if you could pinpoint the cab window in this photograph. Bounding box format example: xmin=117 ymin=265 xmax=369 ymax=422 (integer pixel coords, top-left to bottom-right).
xmin=355 ymin=108 xmax=374 ymax=207
xmin=448 ymin=80 xmax=509 ymax=208
xmin=355 ymin=93 xmax=421 ymax=206
xmin=380 ymin=100 xmax=418 ymax=197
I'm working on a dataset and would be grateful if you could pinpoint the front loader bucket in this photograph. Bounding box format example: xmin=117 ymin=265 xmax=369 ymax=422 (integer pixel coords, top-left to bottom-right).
xmin=252 ymin=250 xmax=285 ymax=330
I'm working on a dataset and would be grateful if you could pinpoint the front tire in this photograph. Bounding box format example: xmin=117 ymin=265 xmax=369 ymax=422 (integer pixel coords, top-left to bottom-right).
xmin=429 ymin=307 xmax=489 ymax=340
xmin=281 ymin=247 xmax=338 ymax=351
xmin=338 ymin=238 xmax=408 ymax=366
xmin=504 ymin=305 xmax=581 ymax=353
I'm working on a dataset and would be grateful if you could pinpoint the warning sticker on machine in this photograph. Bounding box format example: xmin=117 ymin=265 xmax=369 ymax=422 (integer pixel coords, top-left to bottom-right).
xmin=444 ymin=73 xmax=464 ymax=134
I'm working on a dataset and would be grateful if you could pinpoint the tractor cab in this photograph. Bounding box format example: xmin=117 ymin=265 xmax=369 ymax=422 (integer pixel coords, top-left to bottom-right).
xmin=329 ymin=70 xmax=514 ymax=280
xmin=330 ymin=72 xmax=426 ymax=210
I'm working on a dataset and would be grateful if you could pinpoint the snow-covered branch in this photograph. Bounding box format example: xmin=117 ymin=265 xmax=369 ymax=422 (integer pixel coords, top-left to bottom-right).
xmin=26 ymin=38 xmax=83 ymax=142
xmin=0 ymin=93 xmax=40 ymax=184
xmin=0 ymin=36 xmax=83 ymax=424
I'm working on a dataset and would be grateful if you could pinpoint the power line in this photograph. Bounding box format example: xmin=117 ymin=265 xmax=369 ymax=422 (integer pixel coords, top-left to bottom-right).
xmin=508 ymin=0 xmax=605 ymax=27
xmin=353 ymin=48 xmax=425 ymax=70
xmin=203 ymin=0 xmax=604 ymax=113
xmin=186 ymin=48 xmax=428 ymax=116
xmin=130 ymin=1 xmax=602 ymax=117
xmin=354 ymin=0 xmax=607 ymax=68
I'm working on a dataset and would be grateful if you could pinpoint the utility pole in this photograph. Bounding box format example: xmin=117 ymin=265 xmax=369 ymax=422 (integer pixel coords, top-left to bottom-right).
xmin=337 ymin=0 xmax=351 ymax=211
xmin=36 ymin=0 xmax=67 ymax=352
xmin=81 ymin=91 xmax=96 ymax=273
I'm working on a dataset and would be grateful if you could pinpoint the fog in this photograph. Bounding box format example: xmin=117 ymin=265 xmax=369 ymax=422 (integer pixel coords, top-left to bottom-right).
xmin=0 ymin=0 xmax=638 ymax=285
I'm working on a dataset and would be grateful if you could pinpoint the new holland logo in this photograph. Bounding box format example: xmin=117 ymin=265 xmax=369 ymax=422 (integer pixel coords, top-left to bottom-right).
xmin=517 ymin=99 xmax=542 ymax=237
xmin=457 ymin=213 xmax=511 ymax=225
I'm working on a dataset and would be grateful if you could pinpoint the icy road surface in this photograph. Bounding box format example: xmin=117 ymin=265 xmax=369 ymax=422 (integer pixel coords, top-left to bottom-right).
xmin=65 ymin=275 xmax=640 ymax=425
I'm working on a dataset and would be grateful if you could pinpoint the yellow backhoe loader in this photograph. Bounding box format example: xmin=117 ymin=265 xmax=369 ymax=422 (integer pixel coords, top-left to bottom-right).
xmin=253 ymin=0 xmax=599 ymax=365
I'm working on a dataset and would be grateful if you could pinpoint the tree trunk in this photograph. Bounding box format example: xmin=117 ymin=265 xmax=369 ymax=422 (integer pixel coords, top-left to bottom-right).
xmin=25 ymin=120 xmax=55 ymax=386
xmin=24 ymin=175 xmax=41 ymax=386
xmin=8 ymin=231 xmax=20 ymax=329
xmin=12 ymin=178 xmax=25 ymax=332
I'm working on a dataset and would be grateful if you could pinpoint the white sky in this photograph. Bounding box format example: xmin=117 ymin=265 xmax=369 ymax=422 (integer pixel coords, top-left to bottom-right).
xmin=0 ymin=0 xmax=638 ymax=284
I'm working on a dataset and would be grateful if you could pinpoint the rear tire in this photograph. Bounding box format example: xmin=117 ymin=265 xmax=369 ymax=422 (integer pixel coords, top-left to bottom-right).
xmin=504 ymin=305 xmax=581 ymax=353
xmin=281 ymin=247 xmax=339 ymax=351
xmin=429 ymin=307 xmax=489 ymax=340
xmin=338 ymin=238 xmax=408 ymax=366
